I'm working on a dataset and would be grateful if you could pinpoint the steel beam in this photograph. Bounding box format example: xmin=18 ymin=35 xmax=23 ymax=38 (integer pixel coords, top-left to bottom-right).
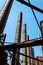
xmin=16 ymin=52 xmax=43 ymax=63
xmin=0 ymin=40 xmax=43 ymax=50
xmin=17 ymin=0 xmax=43 ymax=13
xmin=17 ymin=40 xmax=43 ymax=48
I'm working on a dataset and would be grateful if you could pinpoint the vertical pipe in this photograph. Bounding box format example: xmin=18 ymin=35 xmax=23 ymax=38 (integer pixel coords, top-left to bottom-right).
xmin=14 ymin=12 xmax=22 ymax=65
xmin=22 ymin=24 xmax=27 ymax=65
xmin=40 ymin=21 xmax=43 ymax=56
xmin=0 ymin=0 xmax=13 ymax=34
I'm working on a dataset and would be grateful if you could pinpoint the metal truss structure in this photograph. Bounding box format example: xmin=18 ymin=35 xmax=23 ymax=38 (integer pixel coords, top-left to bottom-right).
xmin=0 ymin=0 xmax=43 ymax=65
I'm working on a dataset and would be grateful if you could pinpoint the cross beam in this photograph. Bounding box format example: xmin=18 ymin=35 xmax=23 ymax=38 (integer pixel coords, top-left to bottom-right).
xmin=17 ymin=0 xmax=43 ymax=13
xmin=0 ymin=39 xmax=43 ymax=50
xmin=17 ymin=39 xmax=43 ymax=48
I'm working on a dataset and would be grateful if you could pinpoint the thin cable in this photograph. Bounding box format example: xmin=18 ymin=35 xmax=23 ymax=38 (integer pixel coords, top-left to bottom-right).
xmin=28 ymin=0 xmax=41 ymax=32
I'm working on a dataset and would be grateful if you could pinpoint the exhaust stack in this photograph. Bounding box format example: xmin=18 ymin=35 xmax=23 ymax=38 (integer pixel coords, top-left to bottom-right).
xmin=15 ymin=12 xmax=22 ymax=43
xmin=14 ymin=12 xmax=22 ymax=65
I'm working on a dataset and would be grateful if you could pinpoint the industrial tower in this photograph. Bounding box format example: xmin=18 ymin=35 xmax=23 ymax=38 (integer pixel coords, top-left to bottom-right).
xmin=14 ymin=12 xmax=22 ymax=65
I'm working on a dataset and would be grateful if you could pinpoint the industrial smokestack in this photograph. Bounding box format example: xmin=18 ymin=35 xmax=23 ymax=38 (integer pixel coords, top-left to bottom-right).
xmin=0 ymin=0 xmax=13 ymax=34
xmin=15 ymin=12 xmax=22 ymax=43
xmin=22 ymin=24 xmax=27 ymax=65
xmin=14 ymin=12 xmax=22 ymax=65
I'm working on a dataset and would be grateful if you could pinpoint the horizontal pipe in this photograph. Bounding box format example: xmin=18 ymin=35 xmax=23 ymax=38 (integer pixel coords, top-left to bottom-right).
xmin=0 ymin=40 xmax=43 ymax=50
xmin=17 ymin=39 xmax=43 ymax=48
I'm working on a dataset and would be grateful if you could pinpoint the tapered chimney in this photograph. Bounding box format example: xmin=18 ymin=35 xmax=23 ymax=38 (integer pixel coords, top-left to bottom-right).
xmin=14 ymin=12 xmax=22 ymax=65
xmin=0 ymin=0 xmax=13 ymax=34
xmin=15 ymin=12 xmax=22 ymax=43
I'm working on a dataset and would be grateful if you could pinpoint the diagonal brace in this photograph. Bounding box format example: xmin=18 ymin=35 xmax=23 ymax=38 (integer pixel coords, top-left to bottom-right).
xmin=17 ymin=0 xmax=43 ymax=13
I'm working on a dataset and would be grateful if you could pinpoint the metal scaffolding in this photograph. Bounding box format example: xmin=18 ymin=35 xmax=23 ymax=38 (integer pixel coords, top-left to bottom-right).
xmin=0 ymin=0 xmax=43 ymax=65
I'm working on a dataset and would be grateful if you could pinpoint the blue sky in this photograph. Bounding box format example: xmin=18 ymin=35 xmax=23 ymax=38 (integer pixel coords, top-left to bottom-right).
xmin=0 ymin=0 xmax=43 ymax=57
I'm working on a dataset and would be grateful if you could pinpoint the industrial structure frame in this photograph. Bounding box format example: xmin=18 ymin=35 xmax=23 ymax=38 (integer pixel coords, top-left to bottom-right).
xmin=0 ymin=39 xmax=43 ymax=65
xmin=0 ymin=0 xmax=43 ymax=65
xmin=17 ymin=0 xmax=43 ymax=13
